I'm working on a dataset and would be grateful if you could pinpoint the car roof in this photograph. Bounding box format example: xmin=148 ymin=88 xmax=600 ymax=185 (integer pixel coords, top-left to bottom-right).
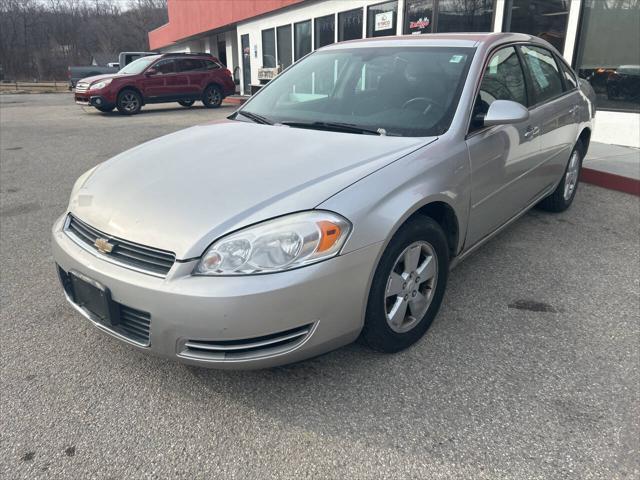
xmin=159 ymin=52 xmax=217 ymax=60
xmin=324 ymin=32 xmax=546 ymax=50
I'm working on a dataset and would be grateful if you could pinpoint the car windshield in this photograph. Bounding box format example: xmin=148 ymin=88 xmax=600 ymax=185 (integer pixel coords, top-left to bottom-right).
xmin=238 ymin=46 xmax=475 ymax=137
xmin=118 ymin=56 xmax=157 ymax=75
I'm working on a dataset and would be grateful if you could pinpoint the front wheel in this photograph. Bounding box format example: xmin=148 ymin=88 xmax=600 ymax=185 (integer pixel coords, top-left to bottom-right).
xmin=202 ymin=85 xmax=223 ymax=108
xmin=537 ymin=140 xmax=583 ymax=212
xmin=178 ymin=100 xmax=195 ymax=107
xmin=360 ymin=216 xmax=449 ymax=353
xmin=116 ymin=89 xmax=142 ymax=115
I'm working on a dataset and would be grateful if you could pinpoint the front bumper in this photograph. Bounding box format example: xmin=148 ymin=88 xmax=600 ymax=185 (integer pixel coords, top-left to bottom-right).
xmin=51 ymin=215 xmax=380 ymax=369
xmin=74 ymin=93 xmax=114 ymax=108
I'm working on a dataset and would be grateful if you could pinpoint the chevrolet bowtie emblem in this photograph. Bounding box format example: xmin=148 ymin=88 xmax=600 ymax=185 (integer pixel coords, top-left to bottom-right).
xmin=94 ymin=237 xmax=114 ymax=254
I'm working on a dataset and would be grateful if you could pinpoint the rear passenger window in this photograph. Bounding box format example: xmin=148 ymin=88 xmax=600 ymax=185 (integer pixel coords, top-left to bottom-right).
xmin=177 ymin=59 xmax=205 ymax=72
xmin=472 ymin=46 xmax=527 ymax=129
xmin=204 ymin=60 xmax=220 ymax=70
xmin=559 ymin=60 xmax=578 ymax=90
xmin=520 ymin=45 xmax=564 ymax=104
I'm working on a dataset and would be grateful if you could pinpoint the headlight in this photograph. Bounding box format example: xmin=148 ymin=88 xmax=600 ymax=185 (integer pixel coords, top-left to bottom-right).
xmin=90 ymin=78 xmax=112 ymax=90
xmin=195 ymin=211 xmax=351 ymax=275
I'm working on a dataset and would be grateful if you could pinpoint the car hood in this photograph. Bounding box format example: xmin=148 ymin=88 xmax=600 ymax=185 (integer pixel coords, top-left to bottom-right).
xmin=78 ymin=73 xmax=130 ymax=84
xmin=69 ymin=121 xmax=434 ymax=259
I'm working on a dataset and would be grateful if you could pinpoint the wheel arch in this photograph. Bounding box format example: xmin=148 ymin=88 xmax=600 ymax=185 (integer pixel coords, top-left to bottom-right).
xmin=204 ymin=81 xmax=223 ymax=92
xmin=117 ymin=85 xmax=145 ymax=105
xmin=577 ymin=127 xmax=591 ymax=156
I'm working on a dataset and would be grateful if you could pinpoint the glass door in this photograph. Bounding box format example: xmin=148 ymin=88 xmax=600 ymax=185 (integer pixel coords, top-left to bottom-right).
xmin=503 ymin=0 xmax=570 ymax=52
xmin=241 ymin=34 xmax=251 ymax=94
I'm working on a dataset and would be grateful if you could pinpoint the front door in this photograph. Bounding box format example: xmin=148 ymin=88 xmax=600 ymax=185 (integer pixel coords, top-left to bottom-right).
xmin=241 ymin=34 xmax=251 ymax=95
xmin=465 ymin=45 xmax=540 ymax=247
xmin=141 ymin=58 xmax=175 ymax=98
xmin=217 ymin=41 xmax=227 ymax=66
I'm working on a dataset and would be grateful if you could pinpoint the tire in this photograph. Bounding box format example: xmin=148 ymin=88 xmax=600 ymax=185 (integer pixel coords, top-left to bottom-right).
xmin=360 ymin=216 xmax=449 ymax=353
xmin=95 ymin=105 xmax=115 ymax=113
xmin=537 ymin=140 xmax=584 ymax=213
xmin=178 ymin=100 xmax=195 ymax=107
xmin=116 ymin=89 xmax=142 ymax=115
xmin=202 ymin=84 xmax=223 ymax=108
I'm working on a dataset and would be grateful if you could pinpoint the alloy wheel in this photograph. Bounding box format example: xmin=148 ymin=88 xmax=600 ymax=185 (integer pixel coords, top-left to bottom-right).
xmin=207 ymin=88 xmax=221 ymax=105
xmin=384 ymin=241 xmax=438 ymax=333
xmin=563 ymin=150 xmax=580 ymax=201
xmin=121 ymin=93 xmax=139 ymax=112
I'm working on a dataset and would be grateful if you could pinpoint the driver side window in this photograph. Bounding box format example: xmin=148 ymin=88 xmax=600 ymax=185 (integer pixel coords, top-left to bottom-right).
xmin=472 ymin=46 xmax=528 ymax=130
xmin=154 ymin=59 xmax=175 ymax=75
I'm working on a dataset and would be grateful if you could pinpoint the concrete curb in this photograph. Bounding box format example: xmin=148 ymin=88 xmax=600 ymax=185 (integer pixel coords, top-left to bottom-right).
xmin=581 ymin=168 xmax=640 ymax=196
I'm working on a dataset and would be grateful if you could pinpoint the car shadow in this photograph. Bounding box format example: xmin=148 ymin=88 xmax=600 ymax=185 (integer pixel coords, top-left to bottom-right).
xmin=91 ymin=104 xmax=237 ymax=118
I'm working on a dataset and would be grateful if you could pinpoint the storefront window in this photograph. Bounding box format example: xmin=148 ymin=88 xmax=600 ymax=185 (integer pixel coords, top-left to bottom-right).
xmin=277 ymin=25 xmax=293 ymax=69
xmin=367 ymin=1 xmax=398 ymax=38
xmin=437 ymin=0 xmax=494 ymax=32
xmin=503 ymin=0 xmax=569 ymax=52
xmin=261 ymin=29 xmax=276 ymax=68
xmin=404 ymin=0 xmax=433 ymax=34
xmin=338 ymin=8 xmax=363 ymax=41
xmin=315 ymin=14 xmax=335 ymax=49
xmin=575 ymin=0 xmax=640 ymax=112
xmin=294 ymin=20 xmax=312 ymax=61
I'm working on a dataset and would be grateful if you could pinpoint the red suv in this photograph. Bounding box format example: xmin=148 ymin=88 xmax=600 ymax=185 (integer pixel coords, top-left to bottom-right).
xmin=74 ymin=53 xmax=236 ymax=115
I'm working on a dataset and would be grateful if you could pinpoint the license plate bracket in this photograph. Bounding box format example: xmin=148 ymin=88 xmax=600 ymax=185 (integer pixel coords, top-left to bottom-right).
xmin=69 ymin=271 xmax=119 ymax=326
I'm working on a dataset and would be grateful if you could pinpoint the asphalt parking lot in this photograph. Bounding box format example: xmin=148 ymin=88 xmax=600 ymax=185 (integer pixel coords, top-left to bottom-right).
xmin=1 ymin=93 xmax=639 ymax=479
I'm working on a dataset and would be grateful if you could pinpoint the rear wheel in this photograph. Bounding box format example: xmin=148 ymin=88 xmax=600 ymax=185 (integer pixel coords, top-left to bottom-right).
xmin=116 ymin=89 xmax=142 ymax=115
xmin=360 ymin=216 xmax=449 ymax=353
xmin=95 ymin=105 xmax=115 ymax=113
xmin=178 ymin=100 xmax=195 ymax=107
xmin=537 ymin=140 xmax=583 ymax=212
xmin=202 ymin=85 xmax=223 ymax=108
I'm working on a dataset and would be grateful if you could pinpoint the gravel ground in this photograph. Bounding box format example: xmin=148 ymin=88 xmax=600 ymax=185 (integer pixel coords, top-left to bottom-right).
xmin=1 ymin=93 xmax=639 ymax=479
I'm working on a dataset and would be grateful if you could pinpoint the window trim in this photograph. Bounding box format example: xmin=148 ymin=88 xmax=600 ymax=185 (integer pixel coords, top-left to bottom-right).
xmin=337 ymin=7 xmax=364 ymax=42
xmin=553 ymin=52 xmax=578 ymax=93
xmin=467 ymin=42 xmax=580 ymax=138
xmin=517 ymin=44 xmax=572 ymax=109
xmin=466 ymin=43 xmax=530 ymax=137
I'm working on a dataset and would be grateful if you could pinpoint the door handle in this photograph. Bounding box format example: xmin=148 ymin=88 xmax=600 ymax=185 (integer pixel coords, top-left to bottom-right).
xmin=524 ymin=126 xmax=540 ymax=139
xmin=569 ymin=106 xmax=579 ymax=115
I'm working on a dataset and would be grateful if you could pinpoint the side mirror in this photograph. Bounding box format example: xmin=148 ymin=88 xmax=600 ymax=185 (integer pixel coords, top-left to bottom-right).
xmin=483 ymin=100 xmax=529 ymax=127
xmin=145 ymin=67 xmax=158 ymax=76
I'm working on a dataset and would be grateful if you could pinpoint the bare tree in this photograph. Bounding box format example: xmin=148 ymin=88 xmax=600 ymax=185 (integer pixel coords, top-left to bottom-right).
xmin=0 ymin=0 xmax=167 ymax=80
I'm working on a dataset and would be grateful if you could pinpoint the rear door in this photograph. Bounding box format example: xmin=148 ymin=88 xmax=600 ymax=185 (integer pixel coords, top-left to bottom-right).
xmin=465 ymin=45 xmax=540 ymax=246
xmin=175 ymin=58 xmax=205 ymax=98
xmin=518 ymin=44 xmax=580 ymax=192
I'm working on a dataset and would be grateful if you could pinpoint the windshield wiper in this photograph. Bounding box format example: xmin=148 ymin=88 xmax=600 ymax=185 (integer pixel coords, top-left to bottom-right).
xmin=235 ymin=110 xmax=273 ymax=125
xmin=280 ymin=121 xmax=389 ymax=136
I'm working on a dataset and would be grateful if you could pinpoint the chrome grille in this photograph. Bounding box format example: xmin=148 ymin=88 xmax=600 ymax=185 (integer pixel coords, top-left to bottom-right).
xmin=75 ymin=82 xmax=90 ymax=93
xmin=65 ymin=215 xmax=176 ymax=277
xmin=181 ymin=324 xmax=313 ymax=361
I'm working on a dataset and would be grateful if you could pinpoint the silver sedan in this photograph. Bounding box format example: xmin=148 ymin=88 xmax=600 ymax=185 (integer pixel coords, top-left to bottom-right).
xmin=52 ymin=33 xmax=595 ymax=369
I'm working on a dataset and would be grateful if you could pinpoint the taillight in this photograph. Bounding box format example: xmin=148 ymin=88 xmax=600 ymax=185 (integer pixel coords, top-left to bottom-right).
xmin=225 ymin=69 xmax=232 ymax=77
xmin=67 ymin=67 xmax=71 ymax=79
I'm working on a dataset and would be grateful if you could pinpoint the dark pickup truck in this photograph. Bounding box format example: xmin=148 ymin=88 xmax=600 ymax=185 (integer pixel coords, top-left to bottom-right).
xmin=68 ymin=52 xmax=155 ymax=89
